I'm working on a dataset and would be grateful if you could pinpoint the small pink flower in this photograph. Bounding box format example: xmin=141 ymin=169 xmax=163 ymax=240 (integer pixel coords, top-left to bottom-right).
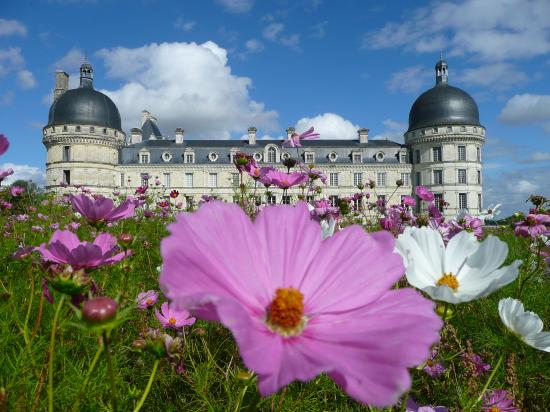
xmin=402 ymin=196 xmax=416 ymax=207
xmin=416 ymin=186 xmax=434 ymax=202
xmin=266 ymin=170 xmax=308 ymax=189
xmin=70 ymin=194 xmax=136 ymax=224
xmin=0 ymin=134 xmax=9 ymax=156
xmin=31 ymin=226 xmax=44 ymax=232
xmin=16 ymin=214 xmax=29 ymax=221
xmin=136 ymin=290 xmax=159 ymax=309
xmin=10 ymin=186 xmax=25 ymax=196
xmin=514 ymin=213 xmax=550 ymax=239
xmin=155 ymin=302 xmax=196 ymax=329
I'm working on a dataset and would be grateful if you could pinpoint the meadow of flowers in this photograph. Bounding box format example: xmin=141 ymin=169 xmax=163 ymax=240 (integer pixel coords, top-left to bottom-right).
xmin=0 ymin=131 xmax=549 ymax=411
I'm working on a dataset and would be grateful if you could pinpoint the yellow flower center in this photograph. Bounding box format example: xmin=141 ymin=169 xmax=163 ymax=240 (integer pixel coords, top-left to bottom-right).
xmin=169 ymin=317 xmax=177 ymax=325
xmin=490 ymin=407 xmax=500 ymax=412
xmin=436 ymin=272 xmax=459 ymax=291
xmin=146 ymin=298 xmax=153 ymax=305
xmin=266 ymin=287 xmax=306 ymax=337
xmin=282 ymin=179 xmax=289 ymax=186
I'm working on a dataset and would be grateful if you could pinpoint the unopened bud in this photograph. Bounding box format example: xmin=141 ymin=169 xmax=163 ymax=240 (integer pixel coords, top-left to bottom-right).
xmin=82 ymin=297 xmax=117 ymax=324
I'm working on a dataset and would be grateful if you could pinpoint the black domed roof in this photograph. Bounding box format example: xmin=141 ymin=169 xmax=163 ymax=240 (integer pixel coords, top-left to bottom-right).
xmin=407 ymin=59 xmax=481 ymax=132
xmin=47 ymin=63 xmax=122 ymax=131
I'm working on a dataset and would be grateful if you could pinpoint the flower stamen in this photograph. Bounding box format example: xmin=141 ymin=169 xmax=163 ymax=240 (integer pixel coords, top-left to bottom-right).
xmin=169 ymin=317 xmax=177 ymax=325
xmin=266 ymin=287 xmax=306 ymax=337
xmin=437 ymin=272 xmax=459 ymax=291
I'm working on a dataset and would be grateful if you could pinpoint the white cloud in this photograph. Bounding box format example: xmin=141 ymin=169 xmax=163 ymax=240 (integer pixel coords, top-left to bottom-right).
xmin=0 ymin=91 xmax=14 ymax=106
xmin=529 ymin=151 xmax=550 ymax=162
xmin=245 ymin=39 xmax=264 ymax=53
xmin=17 ymin=70 xmax=37 ymax=89
xmin=262 ymin=23 xmax=284 ymax=41
xmin=310 ymin=21 xmax=328 ymax=39
xmin=0 ymin=47 xmax=24 ymax=77
xmin=280 ymin=34 xmax=301 ymax=50
xmin=363 ymin=0 xmax=550 ymax=62
xmin=370 ymin=118 xmax=407 ymax=142
xmin=499 ymin=94 xmax=550 ymax=132
xmin=95 ymin=41 xmax=278 ymax=138
xmin=173 ymin=18 xmax=196 ymax=32
xmin=0 ymin=18 xmax=27 ymax=37
xmin=515 ymin=179 xmax=539 ymax=194
xmin=387 ymin=65 xmax=430 ymax=94
xmin=52 ymin=48 xmax=85 ymax=72
xmin=215 ymin=0 xmax=254 ymax=13
xmin=0 ymin=163 xmax=46 ymax=186
xmin=456 ymin=63 xmax=527 ymax=91
xmin=294 ymin=113 xmax=360 ymax=140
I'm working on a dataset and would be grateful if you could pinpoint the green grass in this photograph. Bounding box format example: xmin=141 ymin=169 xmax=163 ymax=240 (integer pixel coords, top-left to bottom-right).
xmin=0 ymin=193 xmax=549 ymax=411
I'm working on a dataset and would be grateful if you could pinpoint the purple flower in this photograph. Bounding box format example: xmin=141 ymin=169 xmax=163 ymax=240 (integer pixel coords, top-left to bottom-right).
xmin=462 ymin=215 xmax=484 ymax=239
xmin=310 ymin=198 xmax=340 ymax=221
xmin=159 ymin=201 xmax=442 ymax=406
xmin=16 ymin=214 xmax=29 ymax=221
xmin=402 ymin=196 xmax=416 ymax=207
xmin=10 ymin=186 xmax=24 ymax=196
xmin=482 ymin=389 xmax=518 ymax=412
xmin=406 ymin=398 xmax=448 ymax=412
xmin=136 ymin=290 xmax=159 ymax=309
xmin=416 ymin=186 xmax=434 ymax=202
xmin=461 ymin=352 xmax=491 ymax=377
xmin=38 ymin=230 xmax=127 ymax=270
xmin=70 ymin=194 xmax=136 ymax=224
xmin=0 ymin=134 xmax=9 ymax=156
xmin=282 ymin=126 xmax=320 ymax=148
xmin=514 ymin=213 xmax=550 ymax=239
xmin=155 ymin=302 xmax=196 ymax=329
xmin=423 ymin=350 xmax=446 ymax=377
xmin=265 ymin=170 xmax=308 ymax=189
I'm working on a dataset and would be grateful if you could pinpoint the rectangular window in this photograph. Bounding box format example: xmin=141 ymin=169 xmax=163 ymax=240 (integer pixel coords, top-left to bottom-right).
xmin=185 ymin=173 xmax=193 ymax=188
xmin=400 ymin=173 xmax=410 ymax=186
xmin=433 ymin=170 xmax=443 ymax=185
xmin=208 ymin=173 xmax=218 ymax=188
xmin=414 ymin=150 xmax=420 ymax=164
xmin=140 ymin=173 xmax=148 ymax=187
xmin=267 ymin=195 xmax=276 ymax=205
xmin=458 ymin=169 xmax=467 ymax=184
xmin=63 ymin=170 xmax=71 ymax=185
xmin=329 ymin=195 xmax=339 ymax=207
xmin=458 ymin=145 xmax=466 ymax=161
xmin=120 ymin=173 xmax=125 ymax=187
xmin=232 ymin=173 xmax=240 ymax=187
xmin=432 ymin=146 xmax=442 ymax=162
xmin=353 ymin=197 xmax=362 ymax=210
xmin=184 ymin=153 xmax=194 ymax=163
xmin=377 ymin=172 xmax=387 ymax=187
xmin=163 ymin=173 xmax=171 ymax=188
xmin=477 ymin=170 xmax=481 ymax=185
xmin=353 ymin=172 xmax=363 ymax=187
xmin=415 ymin=172 xmax=421 ymax=186
xmin=399 ymin=152 xmax=407 ymax=163
xmin=102 ymin=128 xmax=107 ymax=134
xmin=75 ymin=126 xmax=81 ymax=132
xmin=282 ymin=195 xmax=291 ymax=204
xmin=352 ymin=152 xmax=362 ymax=163
xmin=329 ymin=172 xmax=339 ymax=187
xmin=459 ymin=193 xmax=468 ymax=210
xmin=305 ymin=152 xmax=315 ymax=164
xmin=140 ymin=153 xmax=150 ymax=164
xmin=90 ymin=126 xmax=95 ymax=133
xmin=63 ymin=146 xmax=70 ymax=161
xmin=434 ymin=193 xmax=444 ymax=212
xmin=476 ymin=147 xmax=481 ymax=162
xmin=478 ymin=193 xmax=482 ymax=212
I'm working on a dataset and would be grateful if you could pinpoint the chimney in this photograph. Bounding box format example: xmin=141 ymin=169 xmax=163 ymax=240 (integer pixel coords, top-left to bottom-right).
xmin=53 ymin=71 xmax=69 ymax=101
xmin=248 ymin=126 xmax=257 ymax=145
xmin=358 ymin=128 xmax=369 ymax=144
xmin=286 ymin=127 xmax=296 ymax=140
xmin=130 ymin=128 xmax=143 ymax=144
xmin=141 ymin=110 xmax=151 ymax=127
xmin=175 ymin=128 xmax=184 ymax=144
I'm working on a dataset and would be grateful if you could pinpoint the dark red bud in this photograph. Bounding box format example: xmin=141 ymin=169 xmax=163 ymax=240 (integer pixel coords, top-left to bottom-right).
xmin=82 ymin=297 xmax=117 ymax=324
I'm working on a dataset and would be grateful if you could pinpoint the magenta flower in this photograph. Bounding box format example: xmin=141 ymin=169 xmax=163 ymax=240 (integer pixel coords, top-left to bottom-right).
xmin=0 ymin=168 xmax=14 ymax=182
xmin=10 ymin=186 xmax=24 ymax=196
xmin=70 ymin=194 xmax=136 ymax=224
xmin=514 ymin=213 xmax=550 ymax=239
xmin=423 ymin=349 xmax=446 ymax=378
xmin=482 ymin=389 xmax=518 ymax=412
xmin=402 ymin=196 xmax=416 ymax=207
xmin=282 ymin=127 xmax=320 ymax=148
xmin=136 ymin=290 xmax=159 ymax=309
xmin=266 ymin=169 xmax=308 ymax=189
xmin=38 ymin=230 xmax=126 ymax=270
xmin=160 ymin=201 xmax=442 ymax=406
xmin=155 ymin=302 xmax=196 ymax=329
xmin=416 ymin=186 xmax=434 ymax=202
xmin=0 ymin=134 xmax=9 ymax=156
xmin=256 ymin=166 xmax=277 ymax=185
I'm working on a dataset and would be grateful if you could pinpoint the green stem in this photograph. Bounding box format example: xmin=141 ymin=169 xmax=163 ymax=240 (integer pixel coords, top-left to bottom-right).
xmin=23 ymin=274 xmax=36 ymax=345
xmin=133 ymin=359 xmax=160 ymax=412
xmin=103 ymin=331 xmax=118 ymax=412
xmin=474 ymin=354 xmax=504 ymax=406
xmin=233 ymin=383 xmax=249 ymax=412
xmin=72 ymin=344 xmax=104 ymax=412
xmin=48 ymin=294 xmax=66 ymax=412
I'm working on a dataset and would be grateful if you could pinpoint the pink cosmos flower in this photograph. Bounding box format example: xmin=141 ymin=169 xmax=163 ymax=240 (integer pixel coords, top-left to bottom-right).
xmin=406 ymin=398 xmax=448 ymax=412
xmin=402 ymin=196 xmax=416 ymax=207
xmin=70 ymin=194 xmax=136 ymax=224
xmin=282 ymin=127 xmax=320 ymax=148
xmin=482 ymin=389 xmax=518 ymax=412
xmin=136 ymin=290 xmax=159 ymax=309
xmin=266 ymin=169 xmax=308 ymax=189
xmin=10 ymin=186 xmax=24 ymax=196
xmin=155 ymin=302 xmax=196 ymax=329
xmin=160 ymin=201 xmax=442 ymax=406
xmin=416 ymin=186 xmax=434 ymax=202
xmin=514 ymin=213 xmax=550 ymax=239
xmin=0 ymin=134 xmax=9 ymax=156
xmin=38 ymin=230 xmax=127 ymax=270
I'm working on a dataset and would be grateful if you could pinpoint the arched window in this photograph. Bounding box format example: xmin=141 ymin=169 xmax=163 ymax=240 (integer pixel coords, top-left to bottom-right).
xmin=267 ymin=146 xmax=277 ymax=163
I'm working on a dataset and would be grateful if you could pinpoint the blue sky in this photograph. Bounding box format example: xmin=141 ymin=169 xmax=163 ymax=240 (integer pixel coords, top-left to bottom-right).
xmin=1 ymin=0 xmax=549 ymax=216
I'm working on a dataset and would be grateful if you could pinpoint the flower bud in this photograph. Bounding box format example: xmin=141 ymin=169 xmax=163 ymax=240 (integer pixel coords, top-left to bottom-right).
xmin=118 ymin=233 xmax=133 ymax=246
xmin=82 ymin=297 xmax=117 ymax=324
xmin=396 ymin=179 xmax=403 ymax=187
xmin=282 ymin=157 xmax=297 ymax=169
xmin=357 ymin=183 xmax=364 ymax=190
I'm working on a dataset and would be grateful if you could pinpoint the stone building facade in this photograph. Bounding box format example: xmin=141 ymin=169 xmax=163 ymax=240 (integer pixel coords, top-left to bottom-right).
xmin=43 ymin=58 xmax=484 ymax=216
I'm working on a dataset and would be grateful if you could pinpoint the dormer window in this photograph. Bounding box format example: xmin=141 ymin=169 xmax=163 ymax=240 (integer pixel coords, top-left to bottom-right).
xmin=184 ymin=151 xmax=195 ymax=164
xmin=139 ymin=152 xmax=150 ymax=164
xmin=375 ymin=151 xmax=385 ymax=162
xmin=473 ymin=127 xmax=478 ymax=133
xmin=281 ymin=152 xmax=290 ymax=161
xmin=304 ymin=151 xmax=315 ymax=164
xmin=63 ymin=125 xmax=68 ymax=132
xmin=352 ymin=152 xmax=362 ymax=164
xmin=75 ymin=126 xmax=81 ymax=132
xmin=161 ymin=152 xmax=173 ymax=162
xmin=267 ymin=146 xmax=277 ymax=163
xmin=328 ymin=152 xmax=338 ymax=162
xmin=90 ymin=126 xmax=95 ymax=133
xmin=253 ymin=152 xmax=262 ymax=162
xmin=208 ymin=152 xmax=219 ymax=162
xmin=399 ymin=152 xmax=407 ymax=163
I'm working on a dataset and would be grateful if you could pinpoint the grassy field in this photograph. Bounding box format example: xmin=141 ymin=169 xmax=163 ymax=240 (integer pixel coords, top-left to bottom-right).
xmin=0 ymin=191 xmax=549 ymax=411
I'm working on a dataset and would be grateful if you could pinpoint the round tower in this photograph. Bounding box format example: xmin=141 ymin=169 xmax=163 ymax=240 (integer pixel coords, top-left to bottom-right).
xmin=43 ymin=62 xmax=125 ymax=194
xmin=405 ymin=57 xmax=485 ymax=217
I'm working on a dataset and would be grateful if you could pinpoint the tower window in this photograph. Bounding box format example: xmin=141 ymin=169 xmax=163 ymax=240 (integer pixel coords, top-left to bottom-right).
xmin=399 ymin=152 xmax=406 ymax=163
xmin=459 ymin=193 xmax=468 ymax=210
xmin=63 ymin=170 xmax=70 ymax=185
xmin=460 ymin=126 xmax=466 ymax=132
xmin=477 ymin=170 xmax=481 ymax=184
xmin=432 ymin=146 xmax=442 ymax=162
xmin=63 ymin=146 xmax=70 ymax=161
xmin=458 ymin=169 xmax=467 ymax=184
xmin=478 ymin=193 xmax=482 ymax=212
xmin=414 ymin=150 xmax=420 ymax=164
xmin=75 ymin=126 xmax=81 ymax=132
xmin=434 ymin=193 xmax=444 ymax=212
xmin=433 ymin=127 xmax=438 ymax=134
xmin=90 ymin=126 xmax=95 ymax=133
xmin=446 ymin=126 xmax=452 ymax=133
xmin=458 ymin=146 xmax=466 ymax=161
xmin=433 ymin=170 xmax=443 ymax=185
xmin=103 ymin=128 xmax=107 ymax=134
xmin=476 ymin=147 xmax=481 ymax=162
xmin=63 ymin=125 xmax=68 ymax=132
xmin=400 ymin=173 xmax=410 ymax=186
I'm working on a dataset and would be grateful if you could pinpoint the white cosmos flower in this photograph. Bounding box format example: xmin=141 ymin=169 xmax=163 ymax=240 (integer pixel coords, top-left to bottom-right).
xmin=479 ymin=203 xmax=502 ymax=222
xmin=498 ymin=298 xmax=550 ymax=352
xmin=396 ymin=226 xmax=522 ymax=304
